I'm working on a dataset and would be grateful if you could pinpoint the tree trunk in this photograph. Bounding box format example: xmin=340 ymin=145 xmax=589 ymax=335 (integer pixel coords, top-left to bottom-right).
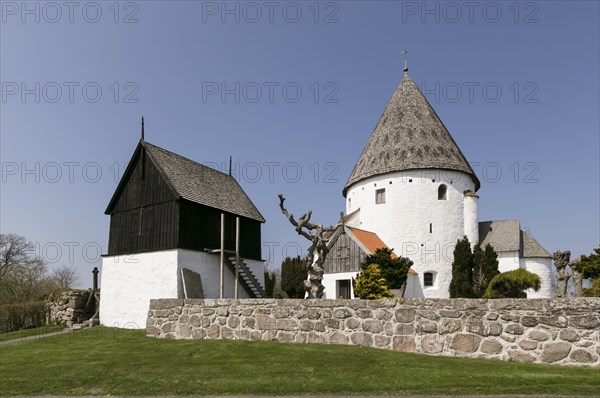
xmin=552 ymin=251 xmax=571 ymax=298
xmin=278 ymin=195 xmax=340 ymax=299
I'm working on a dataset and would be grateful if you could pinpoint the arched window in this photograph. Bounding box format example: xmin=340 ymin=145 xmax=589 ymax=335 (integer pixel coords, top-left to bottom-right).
xmin=438 ymin=184 xmax=447 ymax=200
xmin=424 ymin=272 xmax=434 ymax=287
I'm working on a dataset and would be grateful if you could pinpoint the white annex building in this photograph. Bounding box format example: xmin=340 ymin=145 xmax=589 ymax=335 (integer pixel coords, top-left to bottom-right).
xmin=322 ymin=71 xmax=553 ymax=299
xmin=100 ymin=139 xmax=265 ymax=328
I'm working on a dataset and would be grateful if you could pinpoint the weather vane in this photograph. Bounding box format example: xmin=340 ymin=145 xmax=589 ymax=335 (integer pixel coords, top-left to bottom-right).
xmin=399 ymin=49 xmax=408 ymax=75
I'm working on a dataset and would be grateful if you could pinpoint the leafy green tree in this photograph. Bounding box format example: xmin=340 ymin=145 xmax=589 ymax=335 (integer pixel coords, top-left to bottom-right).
xmin=483 ymin=268 xmax=541 ymax=298
xmin=360 ymin=248 xmax=413 ymax=290
xmin=353 ymin=264 xmax=395 ymax=299
xmin=583 ymin=279 xmax=600 ymax=297
xmin=280 ymin=256 xmax=307 ymax=298
xmin=472 ymin=243 xmax=500 ymax=298
xmin=575 ymin=247 xmax=600 ymax=280
xmin=263 ymin=271 xmax=276 ymax=298
xmin=449 ymin=236 xmax=475 ymax=298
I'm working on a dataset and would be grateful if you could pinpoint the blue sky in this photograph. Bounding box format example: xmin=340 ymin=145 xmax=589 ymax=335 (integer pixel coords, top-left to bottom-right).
xmin=1 ymin=1 xmax=598 ymax=288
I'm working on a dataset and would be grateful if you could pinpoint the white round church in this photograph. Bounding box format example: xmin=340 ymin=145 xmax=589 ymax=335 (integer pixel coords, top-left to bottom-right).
xmin=321 ymin=72 xmax=553 ymax=299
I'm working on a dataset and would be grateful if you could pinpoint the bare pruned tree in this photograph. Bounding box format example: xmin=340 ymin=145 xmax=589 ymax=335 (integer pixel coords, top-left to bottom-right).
xmin=553 ymin=250 xmax=571 ymax=298
xmin=0 ymin=233 xmax=54 ymax=304
xmin=278 ymin=194 xmax=342 ymax=298
xmin=51 ymin=265 xmax=80 ymax=289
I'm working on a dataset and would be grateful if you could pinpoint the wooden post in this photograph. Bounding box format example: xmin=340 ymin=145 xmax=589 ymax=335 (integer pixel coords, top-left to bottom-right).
xmin=220 ymin=213 xmax=225 ymax=299
xmin=235 ymin=217 xmax=240 ymax=299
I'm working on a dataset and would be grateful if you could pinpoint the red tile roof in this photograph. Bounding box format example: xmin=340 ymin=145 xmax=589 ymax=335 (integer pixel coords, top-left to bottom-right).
xmin=347 ymin=227 xmax=417 ymax=274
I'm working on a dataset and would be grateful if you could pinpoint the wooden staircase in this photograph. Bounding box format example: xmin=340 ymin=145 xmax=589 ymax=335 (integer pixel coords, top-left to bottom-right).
xmin=225 ymin=256 xmax=265 ymax=298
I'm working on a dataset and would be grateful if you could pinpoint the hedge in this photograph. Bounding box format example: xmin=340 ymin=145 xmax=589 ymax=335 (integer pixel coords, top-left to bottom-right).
xmin=0 ymin=301 xmax=48 ymax=333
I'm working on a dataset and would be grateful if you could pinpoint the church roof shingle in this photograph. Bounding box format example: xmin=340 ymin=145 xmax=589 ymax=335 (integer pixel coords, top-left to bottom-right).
xmin=343 ymin=75 xmax=479 ymax=196
xmin=143 ymin=141 xmax=265 ymax=222
xmin=478 ymin=219 xmax=551 ymax=258
xmin=520 ymin=230 xmax=552 ymax=258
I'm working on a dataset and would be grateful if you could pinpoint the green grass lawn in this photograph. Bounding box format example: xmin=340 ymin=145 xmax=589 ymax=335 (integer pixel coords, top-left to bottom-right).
xmin=0 ymin=327 xmax=598 ymax=396
xmin=0 ymin=324 xmax=66 ymax=342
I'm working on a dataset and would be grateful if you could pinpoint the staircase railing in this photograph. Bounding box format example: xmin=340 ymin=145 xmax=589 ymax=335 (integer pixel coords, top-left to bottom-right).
xmin=226 ymin=256 xmax=265 ymax=298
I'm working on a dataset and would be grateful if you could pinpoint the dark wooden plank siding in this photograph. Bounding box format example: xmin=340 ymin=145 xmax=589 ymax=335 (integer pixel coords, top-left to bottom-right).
xmin=323 ymin=231 xmax=366 ymax=274
xmin=111 ymin=150 xmax=176 ymax=213
xmin=107 ymin=149 xmax=180 ymax=255
xmin=106 ymin=146 xmax=262 ymax=259
xmin=178 ymin=201 xmax=262 ymax=260
xmin=107 ymin=201 xmax=179 ymax=255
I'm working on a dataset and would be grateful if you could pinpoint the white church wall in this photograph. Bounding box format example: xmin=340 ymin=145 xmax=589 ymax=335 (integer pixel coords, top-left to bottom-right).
xmin=244 ymin=258 xmax=266 ymax=288
xmin=463 ymin=195 xmax=479 ymax=247
xmin=100 ymin=250 xmax=179 ymax=329
xmin=521 ymin=257 xmax=554 ymax=298
xmin=100 ymin=249 xmax=263 ymax=329
xmin=322 ymin=271 xmax=357 ymax=299
xmin=177 ymin=249 xmax=253 ymax=299
xmin=345 ymin=169 xmax=476 ymax=298
xmin=403 ymin=274 xmax=423 ymax=298
xmin=497 ymin=251 xmax=520 ymax=273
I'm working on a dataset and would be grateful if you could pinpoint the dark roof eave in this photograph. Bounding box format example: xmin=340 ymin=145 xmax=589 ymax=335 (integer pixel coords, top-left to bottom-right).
xmin=343 ymin=167 xmax=480 ymax=197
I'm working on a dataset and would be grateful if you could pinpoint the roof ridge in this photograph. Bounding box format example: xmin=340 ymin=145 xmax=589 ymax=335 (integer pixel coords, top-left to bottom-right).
xmin=140 ymin=140 xmax=265 ymax=222
xmin=346 ymin=226 xmax=377 ymax=234
xmin=142 ymin=140 xmax=232 ymax=179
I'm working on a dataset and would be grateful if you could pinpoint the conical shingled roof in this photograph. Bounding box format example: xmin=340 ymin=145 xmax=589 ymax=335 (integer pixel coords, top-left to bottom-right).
xmin=343 ymin=75 xmax=480 ymax=196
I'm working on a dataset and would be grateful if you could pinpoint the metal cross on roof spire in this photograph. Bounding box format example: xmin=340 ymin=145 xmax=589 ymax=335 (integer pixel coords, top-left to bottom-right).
xmin=400 ymin=49 xmax=408 ymax=75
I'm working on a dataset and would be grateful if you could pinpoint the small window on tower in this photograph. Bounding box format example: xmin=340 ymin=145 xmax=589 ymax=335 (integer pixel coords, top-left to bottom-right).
xmin=375 ymin=188 xmax=386 ymax=204
xmin=438 ymin=184 xmax=448 ymax=200
xmin=424 ymin=272 xmax=434 ymax=287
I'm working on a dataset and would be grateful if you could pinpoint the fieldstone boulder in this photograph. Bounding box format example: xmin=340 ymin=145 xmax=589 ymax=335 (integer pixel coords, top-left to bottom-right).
xmin=528 ymin=330 xmax=550 ymax=341
xmin=393 ymin=335 xmax=416 ymax=352
xmin=421 ymin=334 xmax=445 ymax=353
xmin=559 ymin=329 xmax=579 ymax=342
xmin=328 ymin=332 xmax=349 ymax=345
xmin=519 ymin=340 xmax=538 ymax=351
xmin=569 ymin=349 xmax=594 ymax=363
xmin=439 ymin=319 xmax=463 ymax=334
xmin=570 ymin=315 xmax=599 ymax=329
xmin=450 ymin=334 xmax=481 ymax=353
xmin=542 ymin=342 xmax=571 ymax=363
xmin=351 ymin=332 xmax=373 ymax=347
xmin=480 ymin=339 xmax=503 ymax=355
xmin=395 ymin=308 xmax=416 ymax=323
xmin=509 ymin=350 xmax=535 ymax=363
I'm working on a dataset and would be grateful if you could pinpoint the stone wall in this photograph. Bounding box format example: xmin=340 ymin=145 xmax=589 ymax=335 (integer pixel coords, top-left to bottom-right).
xmin=47 ymin=289 xmax=94 ymax=326
xmin=146 ymin=298 xmax=600 ymax=367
